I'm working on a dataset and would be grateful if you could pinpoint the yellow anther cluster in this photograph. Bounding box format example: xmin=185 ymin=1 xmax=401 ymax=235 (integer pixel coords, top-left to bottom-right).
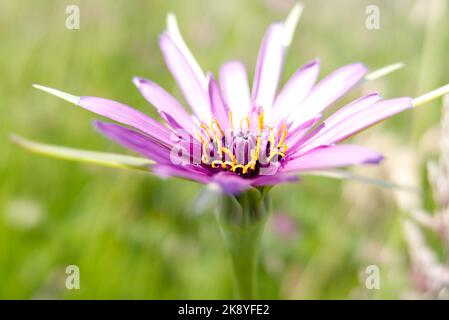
xmin=198 ymin=111 xmax=289 ymax=176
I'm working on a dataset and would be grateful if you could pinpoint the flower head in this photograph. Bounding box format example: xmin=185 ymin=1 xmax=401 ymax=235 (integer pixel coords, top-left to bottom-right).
xmin=29 ymin=4 xmax=445 ymax=195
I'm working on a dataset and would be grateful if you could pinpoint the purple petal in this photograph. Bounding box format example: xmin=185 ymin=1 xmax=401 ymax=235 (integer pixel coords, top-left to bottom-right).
xmin=95 ymin=120 xmax=204 ymax=166
xmin=219 ymin=61 xmax=251 ymax=128
xmin=159 ymin=111 xmax=185 ymax=130
xmin=79 ymin=96 xmax=172 ymax=145
xmin=133 ymin=77 xmax=197 ymax=135
xmin=208 ymin=75 xmax=230 ymax=129
xmin=153 ymin=165 xmax=252 ymax=195
xmin=94 ymin=121 xmax=172 ymax=164
xmin=282 ymin=144 xmax=383 ymax=173
xmin=286 ymin=115 xmax=322 ymax=149
xmin=290 ymin=63 xmax=368 ymax=124
xmin=159 ymin=33 xmax=211 ymax=122
xmin=300 ymin=97 xmax=412 ymax=151
xmin=252 ymin=23 xmax=285 ymax=116
xmin=323 ymin=92 xmax=381 ymax=128
xmin=166 ymin=13 xmax=208 ymax=89
xmin=251 ymin=174 xmax=299 ymax=187
xmin=286 ymin=123 xmax=326 ymax=156
xmin=211 ymin=172 xmax=253 ymax=195
xmin=271 ymin=60 xmax=320 ymax=125
xmin=152 ymin=163 xmax=211 ymax=184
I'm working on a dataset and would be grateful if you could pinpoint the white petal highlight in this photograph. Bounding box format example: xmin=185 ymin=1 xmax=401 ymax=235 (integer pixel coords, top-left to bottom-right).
xmin=290 ymin=63 xmax=368 ymax=124
xmin=365 ymin=62 xmax=404 ymax=81
xmin=159 ymin=33 xmax=212 ymax=122
xmin=252 ymin=23 xmax=285 ymax=115
xmin=282 ymin=2 xmax=304 ymax=47
xmin=271 ymin=60 xmax=320 ymax=125
xmin=219 ymin=61 xmax=251 ymax=128
xmin=166 ymin=13 xmax=207 ymax=90
xmin=32 ymin=84 xmax=80 ymax=105
xmin=412 ymin=83 xmax=449 ymax=107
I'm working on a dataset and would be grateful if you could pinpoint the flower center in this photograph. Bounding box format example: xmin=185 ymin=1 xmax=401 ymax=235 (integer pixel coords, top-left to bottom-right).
xmin=197 ymin=110 xmax=288 ymax=177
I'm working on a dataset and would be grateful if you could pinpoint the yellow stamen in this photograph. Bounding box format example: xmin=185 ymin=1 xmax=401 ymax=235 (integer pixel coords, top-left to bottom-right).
xmin=254 ymin=138 xmax=261 ymax=163
xmin=267 ymin=151 xmax=285 ymax=163
xmin=221 ymin=147 xmax=236 ymax=164
xmin=240 ymin=116 xmax=250 ymax=131
xmin=222 ymin=161 xmax=234 ymax=169
xmin=202 ymin=151 xmax=210 ymax=163
xmin=200 ymin=123 xmax=214 ymax=141
xmin=229 ymin=111 xmax=234 ymax=133
xmin=277 ymin=125 xmax=287 ymax=149
xmin=211 ymin=160 xmax=223 ymax=168
xmin=197 ymin=131 xmax=204 ymax=144
xmin=197 ymin=131 xmax=210 ymax=163
xmin=250 ymin=149 xmax=258 ymax=170
xmin=258 ymin=111 xmax=265 ymax=133
xmin=231 ymin=164 xmax=245 ymax=172
xmin=253 ymin=111 xmax=265 ymax=163
xmin=243 ymin=163 xmax=252 ymax=174
xmin=197 ymin=109 xmax=290 ymax=175
xmin=211 ymin=118 xmax=225 ymax=138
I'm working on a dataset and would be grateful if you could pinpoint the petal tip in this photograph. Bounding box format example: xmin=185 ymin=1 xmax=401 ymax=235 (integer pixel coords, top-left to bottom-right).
xmin=282 ymin=2 xmax=304 ymax=46
xmin=9 ymin=133 xmax=22 ymax=145
xmin=166 ymin=12 xmax=178 ymax=31
xmin=305 ymin=58 xmax=320 ymax=68
xmin=33 ymin=84 xmax=80 ymax=105
xmin=369 ymin=154 xmax=384 ymax=165
xmin=132 ymin=76 xmax=144 ymax=88
xmin=356 ymin=62 xmax=369 ymax=73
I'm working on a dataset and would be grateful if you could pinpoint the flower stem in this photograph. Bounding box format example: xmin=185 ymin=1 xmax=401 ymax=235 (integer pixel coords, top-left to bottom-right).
xmin=226 ymin=220 xmax=265 ymax=299
xmin=216 ymin=188 xmax=271 ymax=299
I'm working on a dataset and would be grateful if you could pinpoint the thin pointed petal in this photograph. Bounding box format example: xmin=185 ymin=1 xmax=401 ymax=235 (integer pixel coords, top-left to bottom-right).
xmin=282 ymin=2 xmax=304 ymax=47
xmin=79 ymin=96 xmax=172 ymax=145
xmin=208 ymin=75 xmax=230 ymax=129
xmin=159 ymin=33 xmax=211 ymax=121
xmin=152 ymin=163 xmax=211 ymax=184
xmin=286 ymin=115 xmax=322 ymax=149
xmin=365 ymin=62 xmax=404 ymax=81
xmin=11 ymin=134 xmax=153 ymax=171
xmin=33 ymin=84 xmax=173 ymax=145
xmin=271 ymin=59 xmax=320 ymax=125
xmin=252 ymin=23 xmax=285 ymax=114
xmin=300 ymin=97 xmax=412 ymax=151
xmin=412 ymin=83 xmax=449 ymax=107
xmin=33 ymin=84 xmax=80 ymax=104
xmin=166 ymin=13 xmax=207 ymax=90
xmin=283 ymin=144 xmax=383 ymax=172
xmin=291 ymin=63 xmax=368 ymax=124
xmin=133 ymin=77 xmax=197 ymax=135
xmin=323 ymin=93 xmax=382 ymax=128
xmin=94 ymin=121 xmax=173 ymax=164
xmin=219 ymin=61 xmax=251 ymax=127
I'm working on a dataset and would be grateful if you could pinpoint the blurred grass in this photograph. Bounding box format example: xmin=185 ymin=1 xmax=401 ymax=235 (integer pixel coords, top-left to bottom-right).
xmin=1 ymin=0 xmax=448 ymax=299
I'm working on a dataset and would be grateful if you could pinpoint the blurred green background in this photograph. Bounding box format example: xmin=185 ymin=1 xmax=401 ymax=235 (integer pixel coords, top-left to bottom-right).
xmin=1 ymin=0 xmax=448 ymax=299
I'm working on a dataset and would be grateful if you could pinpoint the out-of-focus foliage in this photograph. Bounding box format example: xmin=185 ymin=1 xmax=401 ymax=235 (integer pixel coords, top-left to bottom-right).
xmin=1 ymin=0 xmax=448 ymax=299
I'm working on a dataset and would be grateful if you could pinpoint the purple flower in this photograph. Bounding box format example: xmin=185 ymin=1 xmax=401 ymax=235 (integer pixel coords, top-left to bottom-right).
xmin=31 ymin=5 xmax=415 ymax=195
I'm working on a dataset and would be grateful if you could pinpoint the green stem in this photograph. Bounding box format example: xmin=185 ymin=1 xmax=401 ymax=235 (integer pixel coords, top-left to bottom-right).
xmin=216 ymin=188 xmax=271 ymax=299
xmin=226 ymin=221 xmax=265 ymax=299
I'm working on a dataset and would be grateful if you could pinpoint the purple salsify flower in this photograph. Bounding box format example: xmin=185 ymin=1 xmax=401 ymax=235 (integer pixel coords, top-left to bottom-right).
xmin=32 ymin=5 xmax=414 ymax=195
